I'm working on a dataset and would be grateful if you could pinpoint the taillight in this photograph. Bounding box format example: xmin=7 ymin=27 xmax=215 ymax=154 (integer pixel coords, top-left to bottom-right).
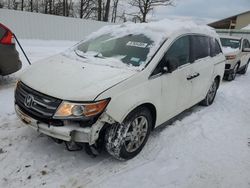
xmin=0 ymin=23 xmax=15 ymax=45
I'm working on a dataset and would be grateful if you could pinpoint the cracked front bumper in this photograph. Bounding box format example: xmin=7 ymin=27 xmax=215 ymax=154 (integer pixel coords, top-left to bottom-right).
xmin=15 ymin=105 xmax=93 ymax=143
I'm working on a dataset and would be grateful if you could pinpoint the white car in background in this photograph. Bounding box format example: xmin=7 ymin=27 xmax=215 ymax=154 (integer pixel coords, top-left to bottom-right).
xmin=15 ymin=20 xmax=225 ymax=160
xmin=220 ymin=36 xmax=250 ymax=81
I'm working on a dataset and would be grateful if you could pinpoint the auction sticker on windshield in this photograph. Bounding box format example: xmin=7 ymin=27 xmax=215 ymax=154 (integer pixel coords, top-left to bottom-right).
xmin=126 ymin=41 xmax=148 ymax=48
xmin=230 ymin=40 xmax=240 ymax=43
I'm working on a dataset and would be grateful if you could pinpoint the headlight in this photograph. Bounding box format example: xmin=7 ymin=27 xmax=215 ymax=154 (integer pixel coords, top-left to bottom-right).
xmin=226 ymin=55 xmax=236 ymax=60
xmin=53 ymin=99 xmax=110 ymax=119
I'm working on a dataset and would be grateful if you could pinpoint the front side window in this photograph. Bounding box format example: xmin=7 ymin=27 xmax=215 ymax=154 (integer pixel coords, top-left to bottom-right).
xmin=220 ymin=38 xmax=241 ymax=49
xmin=165 ymin=35 xmax=190 ymax=67
xmin=151 ymin=35 xmax=190 ymax=76
xmin=190 ymin=35 xmax=210 ymax=62
xmin=76 ymin=34 xmax=155 ymax=67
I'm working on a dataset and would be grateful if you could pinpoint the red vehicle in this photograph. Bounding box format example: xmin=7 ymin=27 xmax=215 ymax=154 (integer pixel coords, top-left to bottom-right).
xmin=0 ymin=23 xmax=22 ymax=76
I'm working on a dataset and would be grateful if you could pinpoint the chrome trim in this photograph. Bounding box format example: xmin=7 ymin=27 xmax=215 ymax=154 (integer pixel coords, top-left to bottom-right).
xmin=33 ymin=99 xmax=57 ymax=110
xmin=30 ymin=105 xmax=52 ymax=116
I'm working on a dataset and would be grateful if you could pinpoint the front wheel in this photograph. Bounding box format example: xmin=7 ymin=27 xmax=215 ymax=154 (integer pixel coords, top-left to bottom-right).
xmin=238 ymin=61 xmax=249 ymax=74
xmin=225 ymin=64 xmax=239 ymax=81
xmin=105 ymin=107 xmax=152 ymax=160
xmin=200 ymin=79 xmax=219 ymax=106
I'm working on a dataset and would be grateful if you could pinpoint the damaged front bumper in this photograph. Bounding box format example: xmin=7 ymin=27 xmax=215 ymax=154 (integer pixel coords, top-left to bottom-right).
xmin=15 ymin=105 xmax=115 ymax=145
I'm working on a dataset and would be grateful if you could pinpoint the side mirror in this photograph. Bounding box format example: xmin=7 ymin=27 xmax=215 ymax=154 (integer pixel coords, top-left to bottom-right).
xmin=162 ymin=56 xmax=178 ymax=73
xmin=243 ymin=48 xmax=250 ymax=52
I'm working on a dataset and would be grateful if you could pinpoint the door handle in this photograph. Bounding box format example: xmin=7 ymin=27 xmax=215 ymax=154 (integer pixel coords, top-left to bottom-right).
xmin=187 ymin=75 xmax=193 ymax=80
xmin=187 ymin=73 xmax=200 ymax=80
xmin=193 ymin=73 xmax=200 ymax=78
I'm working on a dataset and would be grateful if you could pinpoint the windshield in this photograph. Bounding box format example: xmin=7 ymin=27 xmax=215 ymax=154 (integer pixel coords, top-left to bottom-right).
xmin=75 ymin=34 xmax=155 ymax=67
xmin=220 ymin=38 xmax=241 ymax=49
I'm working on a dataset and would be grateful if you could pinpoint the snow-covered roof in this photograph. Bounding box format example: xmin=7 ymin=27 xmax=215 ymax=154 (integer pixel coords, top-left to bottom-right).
xmin=86 ymin=19 xmax=218 ymax=43
xmin=82 ymin=19 xmax=217 ymax=65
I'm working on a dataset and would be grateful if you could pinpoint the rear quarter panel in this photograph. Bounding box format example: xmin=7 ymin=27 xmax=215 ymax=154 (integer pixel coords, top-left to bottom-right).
xmin=213 ymin=54 xmax=225 ymax=85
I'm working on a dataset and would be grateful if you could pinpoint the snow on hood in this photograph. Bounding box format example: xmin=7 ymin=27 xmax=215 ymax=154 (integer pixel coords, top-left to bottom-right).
xmin=222 ymin=47 xmax=239 ymax=55
xmin=20 ymin=54 xmax=137 ymax=101
xmin=66 ymin=19 xmax=217 ymax=69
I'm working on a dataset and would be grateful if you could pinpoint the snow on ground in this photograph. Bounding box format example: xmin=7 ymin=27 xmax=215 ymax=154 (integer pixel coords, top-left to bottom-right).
xmin=1 ymin=40 xmax=250 ymax=188
xmin=242 ymin=24 xmax=250 ymax=30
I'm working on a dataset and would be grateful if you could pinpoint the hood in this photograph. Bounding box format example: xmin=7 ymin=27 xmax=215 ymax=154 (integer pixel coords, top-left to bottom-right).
xmin=222 ymin=47 xmax=240 ymax=56
xmin=20 ymin=54 xmax=137 ymax=101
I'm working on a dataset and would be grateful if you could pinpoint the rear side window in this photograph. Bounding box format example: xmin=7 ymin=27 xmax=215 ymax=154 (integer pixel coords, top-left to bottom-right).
xmin=190 ymin=35 xmax=210 ymax=62
xmin=165 ymin=35 xmax=190 ymax=67
xmin=210 ymin=38 xmax=222 ymax=57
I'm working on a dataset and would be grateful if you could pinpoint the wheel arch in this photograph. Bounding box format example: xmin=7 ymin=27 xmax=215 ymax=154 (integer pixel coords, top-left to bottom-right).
xmin=214 ymin=75 xmax=221 ymax=89
xmin=120 ymin=102 xmax=157 ymax=130
xmin=137 ymin=103 xmax=157 ymax=130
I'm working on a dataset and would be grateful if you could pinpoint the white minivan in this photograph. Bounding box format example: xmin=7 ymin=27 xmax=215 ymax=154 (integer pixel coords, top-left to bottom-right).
xmin=15 ymin=20 xmax=225 ymax=160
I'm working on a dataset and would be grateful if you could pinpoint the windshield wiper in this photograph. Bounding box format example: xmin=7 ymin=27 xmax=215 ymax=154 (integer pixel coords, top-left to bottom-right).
xmin=75 ymin=50 xmax=106 ymax=59
xmin=74 ymin=50 xmax=87 ymax=59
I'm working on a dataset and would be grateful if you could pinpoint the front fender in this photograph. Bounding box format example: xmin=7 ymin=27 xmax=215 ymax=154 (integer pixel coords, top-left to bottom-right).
xmin=101 ymin=79 xmax=161 ymax=124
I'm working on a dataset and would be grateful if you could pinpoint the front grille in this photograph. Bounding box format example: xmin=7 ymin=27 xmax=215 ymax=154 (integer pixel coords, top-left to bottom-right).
xmin=15 ymin=81 xmax=63 ymax=125
xmin=225 ymin=64 xmax=231 ymax=70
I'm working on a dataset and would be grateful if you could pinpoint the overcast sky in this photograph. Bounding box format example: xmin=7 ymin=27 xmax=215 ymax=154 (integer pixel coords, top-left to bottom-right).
xmin=152 ymin=0 xmax=250 ymax=24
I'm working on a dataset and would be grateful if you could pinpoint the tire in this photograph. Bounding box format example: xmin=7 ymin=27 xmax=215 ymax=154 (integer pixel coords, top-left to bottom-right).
xmin=225 ymin=64 xmax=239 ymax=81
xmin=238 ymin=61 xmax=249 ymax=74
xmin=200 ymin=78 xmax=219 ymax=106
xmin=105 ymin=107 xmax=152 ymax=160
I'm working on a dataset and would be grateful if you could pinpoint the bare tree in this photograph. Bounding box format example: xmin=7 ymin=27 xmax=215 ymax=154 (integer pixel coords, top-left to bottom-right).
xmin=111 ymin=0 xmax=119 ymax=23
xmin=1 ymin=0 xmax=175 ymax=24
xmin=49 ymin=0 xmax=52 ymax=14
xmin=96 ymin=0 xmax=111 ymax=21
xmin=63 ymin=0 xmax=66 ymax=16
xmin=129 ymin=0 xmax=173 ymax=22
xmin=30 ymin=0 xmax=33 ymax=12
xmin=103 ymin=0 xmax=110 ymax=22
xmin=34 ymin=0 xmax=39 ymax=12
xmin=21 ymin=0 xmax=24 ymax=10
xmin=13 ymin=0 xmax=18 ymax=10
xmin=43 ymin=0 xmax=54 ymax=14
xmin=79 ymin=0 xmax=95 ymax=19
xmin=97 ymin=0 xmax=102 ymax=21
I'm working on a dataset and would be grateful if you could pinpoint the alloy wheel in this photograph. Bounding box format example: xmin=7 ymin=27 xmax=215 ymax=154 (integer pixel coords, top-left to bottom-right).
xmin=207 ymin=81 xmax=217 ymax=103
xmin=124 ymin=116 xmax=149 ymax=153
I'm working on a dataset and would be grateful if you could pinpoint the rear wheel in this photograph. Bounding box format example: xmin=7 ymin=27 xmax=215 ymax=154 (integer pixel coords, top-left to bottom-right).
xmin=200 ymin=78 xmax=219 ymax=106
xmin=105 ymin=107 xmax=152 ymax=160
